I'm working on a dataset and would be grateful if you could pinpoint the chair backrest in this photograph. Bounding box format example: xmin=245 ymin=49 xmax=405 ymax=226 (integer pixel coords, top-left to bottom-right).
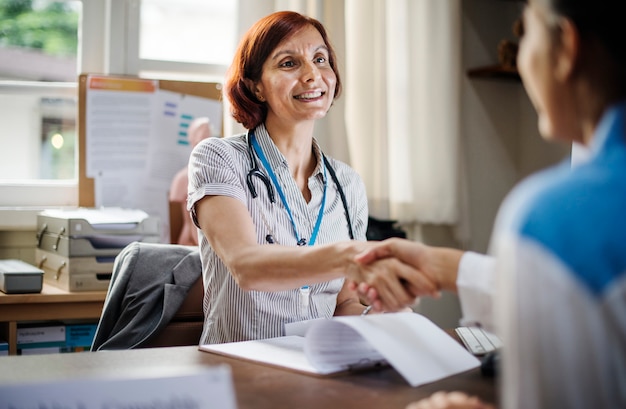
xmin=140 ymin=274 xmax=204 ymax=348
xmin=169 ymin=199 xmax=184 ymax=244
xmin=91 ymin=242 xmax=204 ymax=350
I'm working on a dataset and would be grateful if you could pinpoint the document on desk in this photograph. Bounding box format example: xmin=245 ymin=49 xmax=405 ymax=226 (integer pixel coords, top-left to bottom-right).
xmin=200 ymin=312 xmax=480 ymax=387
xmin=0 ymin=365 xmax=237 ymax=409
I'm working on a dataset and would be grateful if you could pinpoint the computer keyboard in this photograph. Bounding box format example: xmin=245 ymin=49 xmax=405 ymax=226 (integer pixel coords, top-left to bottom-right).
xmin=455 ymin=326 xmax=503 ymax=356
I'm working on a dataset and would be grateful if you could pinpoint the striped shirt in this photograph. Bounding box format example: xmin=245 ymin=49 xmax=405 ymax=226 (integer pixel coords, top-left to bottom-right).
xmin=492 ymin=102 xmax=626 ymax=408
xmin=188 ymin=123 xmax=368 ymax=344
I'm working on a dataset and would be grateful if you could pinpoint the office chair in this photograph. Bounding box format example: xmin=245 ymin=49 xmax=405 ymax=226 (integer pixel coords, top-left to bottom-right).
xmin=91 ymin=242 xmax=204 ymax=350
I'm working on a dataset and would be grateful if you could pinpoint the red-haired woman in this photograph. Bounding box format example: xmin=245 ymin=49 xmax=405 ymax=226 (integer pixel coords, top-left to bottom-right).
xmin=188 ymin=11 xmax=434 ymax=344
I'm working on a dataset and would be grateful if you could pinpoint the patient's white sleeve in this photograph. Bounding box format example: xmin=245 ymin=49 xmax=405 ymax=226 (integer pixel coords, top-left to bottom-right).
xmin=456 ymin=251 xmax=496 ymax=330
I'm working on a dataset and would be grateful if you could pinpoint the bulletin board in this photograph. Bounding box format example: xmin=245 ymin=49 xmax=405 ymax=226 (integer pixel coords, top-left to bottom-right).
xmin=77 ymin=73 xmax=223 ymax=241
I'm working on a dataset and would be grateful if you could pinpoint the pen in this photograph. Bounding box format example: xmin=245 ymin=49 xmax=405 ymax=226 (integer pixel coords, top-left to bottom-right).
xmin=361 ymin=305 xmax=373 ymax=316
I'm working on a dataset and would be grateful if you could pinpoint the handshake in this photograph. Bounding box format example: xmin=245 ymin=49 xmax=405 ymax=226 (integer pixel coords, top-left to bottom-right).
xmin=346 ymin=238 xmax=465 ymax=313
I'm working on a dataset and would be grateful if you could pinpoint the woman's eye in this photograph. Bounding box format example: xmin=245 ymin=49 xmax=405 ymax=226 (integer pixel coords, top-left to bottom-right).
xmin=315 ymin=56 xmax=327 ymax=64
xmin=280 ymin=60 xmax=295 ymax=68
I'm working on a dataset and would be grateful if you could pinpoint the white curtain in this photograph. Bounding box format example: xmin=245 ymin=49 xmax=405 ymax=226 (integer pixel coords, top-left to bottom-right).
xmin=345 ymin=0 xmax=462 ymax=225
xmin=236 ymin=0 xmax=462 ymax=225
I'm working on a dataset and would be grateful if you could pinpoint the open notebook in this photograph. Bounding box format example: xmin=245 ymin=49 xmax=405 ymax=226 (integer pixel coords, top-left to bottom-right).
xmin=200 ymin=312 xmax=480 ymax=387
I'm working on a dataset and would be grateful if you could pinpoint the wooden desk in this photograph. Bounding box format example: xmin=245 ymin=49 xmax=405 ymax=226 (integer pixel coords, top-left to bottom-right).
xmin=0 ymin=346 xmax=497 ymax=408
xmin=0 ymin=283 xmax=106 ymax=355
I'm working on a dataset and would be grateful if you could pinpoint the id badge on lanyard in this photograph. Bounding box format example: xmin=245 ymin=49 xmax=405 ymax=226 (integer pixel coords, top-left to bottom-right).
xmin=299 ymin=285 xmax=310 ymax=316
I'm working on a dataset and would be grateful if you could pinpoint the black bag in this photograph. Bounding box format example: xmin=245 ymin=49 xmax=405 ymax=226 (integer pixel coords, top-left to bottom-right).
xmin=366 ymin=216 xmax=407 ymax=241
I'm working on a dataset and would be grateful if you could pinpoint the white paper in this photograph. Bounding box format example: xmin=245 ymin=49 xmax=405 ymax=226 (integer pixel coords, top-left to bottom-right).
xmin=303 ymin=321 xmax=386 ymax=372
xmin=40 ymin=207 xmax=150 ymax=229
xmin=0 ymin=365 xmax=237 ymax=409
xmin=306 ymin=312 xmax=481 ymax=387
xmin=202 ymin=336 xmax=325 ymax=374
xmin=86 ymin=76 xmax=157 ymax=178
xmin=201 ymin=312 xmax=481 ymax=386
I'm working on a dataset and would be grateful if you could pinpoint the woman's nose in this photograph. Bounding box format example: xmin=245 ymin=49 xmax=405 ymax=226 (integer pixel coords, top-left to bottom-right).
xmin=301 ymin=61 xmax=321 ymax=82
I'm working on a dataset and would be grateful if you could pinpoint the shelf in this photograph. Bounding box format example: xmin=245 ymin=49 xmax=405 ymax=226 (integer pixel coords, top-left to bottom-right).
xmin=467 ymin=64 xmax=521 ymax=82
xmin=0 ymin=283 xmax=106 ymax=355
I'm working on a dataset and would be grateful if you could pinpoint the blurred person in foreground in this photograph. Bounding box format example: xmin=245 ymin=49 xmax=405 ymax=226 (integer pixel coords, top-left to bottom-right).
xmin=350 ymin=0 xmax=626 ymax=407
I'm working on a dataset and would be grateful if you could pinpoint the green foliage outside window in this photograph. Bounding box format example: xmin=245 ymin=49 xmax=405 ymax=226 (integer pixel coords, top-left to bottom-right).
xmin=0 ymin=0 xmax=78 ymax=57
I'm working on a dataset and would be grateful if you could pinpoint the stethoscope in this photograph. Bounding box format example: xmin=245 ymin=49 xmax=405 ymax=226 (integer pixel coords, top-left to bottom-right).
xmin=245 ymin=130 xmax=354 ymax=245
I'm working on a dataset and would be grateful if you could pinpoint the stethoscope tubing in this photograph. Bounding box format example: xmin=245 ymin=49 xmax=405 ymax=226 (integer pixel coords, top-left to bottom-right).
xmin=245 ymin=130 xmax=354 ymax=242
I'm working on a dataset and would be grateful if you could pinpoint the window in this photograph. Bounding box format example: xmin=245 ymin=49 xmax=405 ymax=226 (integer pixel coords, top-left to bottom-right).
xmin=136 ymin=0 xmax=236 ymax=82
xmin=0 ymin=0 xmax=237 ymax=209
xmin=140 ymin=0 xmax=236 ymax=66
xmin=0 ymin=0 xmax=80 ymax=182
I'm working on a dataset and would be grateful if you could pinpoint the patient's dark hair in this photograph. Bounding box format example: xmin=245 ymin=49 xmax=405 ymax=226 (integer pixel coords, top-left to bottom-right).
xmin=542 ymin=0 xmax=626 ymax=98
xmin=224 ymin=11 xmax=342 ymax=130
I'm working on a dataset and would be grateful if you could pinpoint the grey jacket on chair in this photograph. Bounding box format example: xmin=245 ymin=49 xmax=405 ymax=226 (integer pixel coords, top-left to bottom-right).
xmin=91 ymin=242 xmax=202 ymax=351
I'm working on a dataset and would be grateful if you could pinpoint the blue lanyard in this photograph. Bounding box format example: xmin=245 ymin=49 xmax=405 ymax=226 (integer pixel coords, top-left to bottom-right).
xmin=250 ymin=134 xmax=327 ymax=246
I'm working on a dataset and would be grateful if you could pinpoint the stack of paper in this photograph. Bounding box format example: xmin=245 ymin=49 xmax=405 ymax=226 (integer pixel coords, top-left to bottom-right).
xmin=200 ymin=312 xmax=480 ymax=387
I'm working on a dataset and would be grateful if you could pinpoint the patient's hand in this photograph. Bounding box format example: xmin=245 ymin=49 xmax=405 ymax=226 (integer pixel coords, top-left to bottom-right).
xmin=405 ymin=391 xmax=496 ymax=409
xmin=348 ymin=256 xmax=435 ymax=312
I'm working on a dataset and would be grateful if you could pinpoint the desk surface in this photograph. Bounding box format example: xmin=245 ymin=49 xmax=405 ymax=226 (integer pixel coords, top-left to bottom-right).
xmin=0 ymin=346 xmax=497 ymax=409
xmin=0 ymin=283 xmax=106 ymax=305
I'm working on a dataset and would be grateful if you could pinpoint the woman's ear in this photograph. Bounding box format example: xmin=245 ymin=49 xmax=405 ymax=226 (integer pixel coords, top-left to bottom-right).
xmin=243 ymin=78 xmax=265 ymax=102
xmin=554 ymin=17 xmax=580 ymax=82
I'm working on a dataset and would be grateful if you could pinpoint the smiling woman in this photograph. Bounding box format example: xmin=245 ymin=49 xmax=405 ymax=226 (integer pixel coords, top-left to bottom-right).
xmin=187 ymin=11 xmax=398 ymax=345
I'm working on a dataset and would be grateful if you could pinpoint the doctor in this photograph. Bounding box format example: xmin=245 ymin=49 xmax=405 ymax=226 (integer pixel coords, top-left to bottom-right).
xmin=187 ymin=11 xmax=437 ymax=345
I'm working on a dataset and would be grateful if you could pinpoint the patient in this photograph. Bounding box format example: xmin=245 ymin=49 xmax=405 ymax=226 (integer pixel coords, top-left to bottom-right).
xmin=169 ymin=117 xmax=212 ymax=245
xmin=351 ymin=0 xmax=626 ymax=407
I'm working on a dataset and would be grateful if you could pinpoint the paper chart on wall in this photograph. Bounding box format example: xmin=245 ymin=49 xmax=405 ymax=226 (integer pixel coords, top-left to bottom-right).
xmin=85 ymin=75 xmax=222 ymax=242
xmin=147 ymin=89 xmax=222 ymax=183
xmin=86 ymin=76 xmax=158 ymax=178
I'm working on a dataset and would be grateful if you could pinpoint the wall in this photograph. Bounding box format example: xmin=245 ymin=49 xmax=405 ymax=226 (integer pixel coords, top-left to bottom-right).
xmin=462 ymin=0 xmax=569 ymax=254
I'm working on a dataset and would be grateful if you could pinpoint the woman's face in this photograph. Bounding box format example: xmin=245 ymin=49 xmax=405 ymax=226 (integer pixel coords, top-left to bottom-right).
xmin=518 ymin=1 xmax=578 ymax=143
xmin=253 ymin=25 xmax=337 ymax=127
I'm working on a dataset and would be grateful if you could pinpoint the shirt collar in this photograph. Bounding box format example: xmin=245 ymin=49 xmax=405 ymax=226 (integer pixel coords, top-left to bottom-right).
xmin=589 ymin=100 xmax=626 ymax=160
xmin=252 ymin=123 xmax=327 ymax=182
